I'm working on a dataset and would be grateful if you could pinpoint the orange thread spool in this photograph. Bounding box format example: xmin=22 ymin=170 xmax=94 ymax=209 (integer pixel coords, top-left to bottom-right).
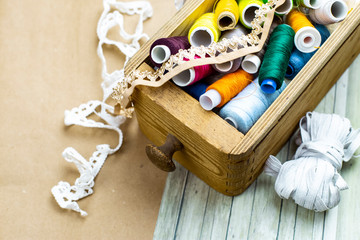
xmin=286 ymin=9 xmax=321 ymax=53
xmin=205 ymin=69 xmax=253 ymax=108
xmin=287 ymin=9 xmax=314 ymax=32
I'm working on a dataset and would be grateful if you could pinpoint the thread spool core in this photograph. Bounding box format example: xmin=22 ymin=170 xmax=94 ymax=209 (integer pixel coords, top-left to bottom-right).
xmin=261 ymin=79 xmax=277 ymax=94
xmin=275 ymin=0 xmax=293 ymax=15
xmin=189 ymin=27 xmax=214 ymax=47
xmin=303 ymin=0 xmax=321 ymax=9
xmin=172 ymin=68 xmax=195 ymax=87
xmin=242 ymin=54 xmax=261 ymax=74
xmin=151 ymin=45 xmax=171 ymax=64
xmin=225 ymin=117 xmax=238 ymax=129
xmin=199 ymin=89 xmax=222 ymax=111
xmin=294 ymin=26 xmax=321 ymax=53
xmin=242 ymin=4 xmax=261 ymax=28
xmin=214 ymin=61 xmax=234 ymax=73
xmin=330 ymin=1 xmax=348 ymax=21
xmin=285 ymin=65 xmax=295 ymax=79
xmin=218 ymin=11 xmax=236 ymax=31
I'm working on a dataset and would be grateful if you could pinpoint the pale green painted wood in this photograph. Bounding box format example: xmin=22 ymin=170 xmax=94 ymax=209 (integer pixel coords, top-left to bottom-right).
xmin=153 ymin=162 xmax=188 ymax=240
xmin=153 ymin=57 xmax=359 ymax=240
xmin=175 ymin=173 xmax=210 ymax=240
xmin=336 ymin=56 xmax=360 ymax=239
xmin=199 ymin=189 xmax=232 ymax=240
xmin=226 ymin=183 xmax=255 ymax=239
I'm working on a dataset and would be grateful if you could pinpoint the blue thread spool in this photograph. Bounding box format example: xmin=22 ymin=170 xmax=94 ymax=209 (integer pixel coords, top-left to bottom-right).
xmin=286 ymin=24 xmax=331 ymax=79
xmin=219 ymin=78 xmax=286 ymax=134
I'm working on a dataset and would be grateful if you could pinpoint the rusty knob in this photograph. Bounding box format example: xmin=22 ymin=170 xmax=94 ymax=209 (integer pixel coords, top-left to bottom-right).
xmin=145 ymin=134 xmax=183 ymax=172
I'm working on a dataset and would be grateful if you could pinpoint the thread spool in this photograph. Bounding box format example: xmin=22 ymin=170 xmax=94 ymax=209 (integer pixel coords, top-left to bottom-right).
xmin=182 ymin=73 xmax=225 ymax=100
xmin=258 ymin=24 xmax=294 ymax=93
xmin=214 ymin=0 xmax=240 ymax=31
xmin=199 ymin=69 xmax=253 ymax=110
xmin=295 ymin=0 xmax=321 ymax=9
xmin=286 ymin=25 xmax=330 ymax=80
xmin=213 ymin=25 xmax=248 ymax=73
xmin=241 ymin=18 xmax=282 ymax=74
xmin=172 ymin=59 xmax=214 ymax=87
xmin=286 ymin=9 xmax=321 ymax=53
xmin=309 ymin=0 xmax=348 ymax=25
xmin=238 ymin=0 xmax=263 ymax=29
xmin=188 ymin=13 xmax=221 ymax=47
xmin=263 ymin=0 xmax=293 ymax=15
xmin=219 ymin=78 xmax=286 ymax=134
xmin=150 ymin=36 xmax=190 ymax=67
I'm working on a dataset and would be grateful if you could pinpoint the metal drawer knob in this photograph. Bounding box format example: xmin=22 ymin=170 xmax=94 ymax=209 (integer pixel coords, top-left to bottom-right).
xmin=145 ymin=134 xmax=183 ymax=172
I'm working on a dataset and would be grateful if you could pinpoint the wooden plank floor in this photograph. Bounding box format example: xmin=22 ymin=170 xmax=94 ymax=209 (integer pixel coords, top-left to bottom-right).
xmin=154 ymin=55 xmax=360 ymax=240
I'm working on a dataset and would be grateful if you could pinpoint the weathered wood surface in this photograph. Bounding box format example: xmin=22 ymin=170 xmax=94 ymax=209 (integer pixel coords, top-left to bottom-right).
xmin=153 ymin=56 xmax=360 ymax=239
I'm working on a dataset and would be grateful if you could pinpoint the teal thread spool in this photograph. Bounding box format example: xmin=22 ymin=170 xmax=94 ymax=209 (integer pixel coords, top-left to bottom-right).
xmin=259 ymin=24 xmax=295 ymax=93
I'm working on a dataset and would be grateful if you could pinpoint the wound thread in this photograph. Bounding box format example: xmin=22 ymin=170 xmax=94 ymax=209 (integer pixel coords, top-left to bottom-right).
xmin=213 ymin=25 xmax=248 ymax=73
xmin=309 ymin=0 xmax=348 ymax=25
xmin=214 ymin=0 xmax=240 ymax=31
xmin=188 ymin=13 xmax=221 ymax=47
xmin=219 ymin=78 xmax=286 ymax=134
xmin=200 ymin=69 xmax=253 ymax=110
xmin=238 ymin=0 xmax=263 ymax=29
xmin=150 ymin=36 xmax=190 ymax=67
xmin=287 ymin=9 xmax=322 ymax=53
xmin=259 ymin=24 xmax=295 ymax=93
xmin=172 ymin=56 xmax=214 ymax=87
xmin=286 ymin=24 xmax=330 ymax=80
xmin=295 ymin=0 xmax=321 ymax=9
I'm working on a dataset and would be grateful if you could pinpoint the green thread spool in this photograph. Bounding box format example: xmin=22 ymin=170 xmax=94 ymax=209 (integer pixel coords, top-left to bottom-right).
xmin=295 ymin=0 xmax=321 ymax=9
xmin=259 ymin=24 xmax=295 ymax=93
xmin=238 ymin=0 xmax=263 ymax=29
xmin=263 ymin=0 xmax=293 ymax=15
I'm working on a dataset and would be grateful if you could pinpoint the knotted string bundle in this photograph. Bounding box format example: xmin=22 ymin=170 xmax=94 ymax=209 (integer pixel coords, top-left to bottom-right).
xmin=264 ymin=112 xmax=360 ymax=211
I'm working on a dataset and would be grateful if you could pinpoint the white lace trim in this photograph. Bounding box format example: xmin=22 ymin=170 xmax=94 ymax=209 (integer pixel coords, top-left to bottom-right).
xmin=51 ymin=0 xmax=153 ymax=216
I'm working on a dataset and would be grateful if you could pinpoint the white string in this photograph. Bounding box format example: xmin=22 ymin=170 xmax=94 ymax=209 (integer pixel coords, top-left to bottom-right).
xmin=264 ymin=112 xmax=360 ymax=212
xmin=174 ymin=0 xmax=186 ymax=10
xmin=51 ymin=0 xmax=153 ymax=216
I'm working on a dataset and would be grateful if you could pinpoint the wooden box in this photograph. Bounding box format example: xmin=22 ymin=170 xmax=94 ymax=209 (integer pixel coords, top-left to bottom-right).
xmin=124 ymin=0 xmax=360 ymax=196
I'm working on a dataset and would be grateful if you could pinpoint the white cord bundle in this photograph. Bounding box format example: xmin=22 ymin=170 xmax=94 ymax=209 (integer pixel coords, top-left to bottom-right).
xmin=51 ymin=0 xmax=153 ymax=216
xmin=265 ymin=112 xmax=360 ymax=211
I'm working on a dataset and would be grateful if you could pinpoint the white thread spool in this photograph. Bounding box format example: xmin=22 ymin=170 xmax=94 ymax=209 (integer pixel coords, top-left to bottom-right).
xmin=241 ymin=54 xmax=261 ymax=74
xmin=294 ymin=26 xmax=321 ymax=53
xmin=189 ymin=27 xmax=215 ymax=47
xmin=299 ymin=0 xmax=322 ymax=9
xmin=213 ymin=25 xmax=247 ymax=73
xmin=199 ymin=89 xmax=222 ymax=111
xmin=275 ymin=0 xmax=293 ymax=15
xmin=172 ymin=68 xmax=196 ymax=87
xmin=150 ymin=45 xmax=171 ymax=65
xmin=240 ymin=3 xmax=261 ymax=28
xmin=309 ymin=0 xmax=348 ymax=25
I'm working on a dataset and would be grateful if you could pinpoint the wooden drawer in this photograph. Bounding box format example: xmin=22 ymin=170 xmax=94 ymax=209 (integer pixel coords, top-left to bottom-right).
xmin=123 ymin=0 xmax=360 ymax=195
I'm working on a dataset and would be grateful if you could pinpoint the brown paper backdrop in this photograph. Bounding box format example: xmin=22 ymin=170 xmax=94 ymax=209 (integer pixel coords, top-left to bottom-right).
xmin=0 ymin=1 xmax=176 ymax=239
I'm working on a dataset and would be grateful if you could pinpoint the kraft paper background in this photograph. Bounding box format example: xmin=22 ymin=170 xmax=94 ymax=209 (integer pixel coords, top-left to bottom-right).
xmin=0 ymin=0 xmax=176 ymax=239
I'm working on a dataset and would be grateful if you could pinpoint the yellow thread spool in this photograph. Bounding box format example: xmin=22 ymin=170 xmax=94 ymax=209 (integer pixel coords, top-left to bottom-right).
xmin=238 ymin=0 xmax=263 ymax=29
xmin=188 ymin=13 xmax=221 ymax=47
xmin=214 ymin=0 xmax=240 ymax=31
xmin=286 ymin=9 xmax=321 ymax=53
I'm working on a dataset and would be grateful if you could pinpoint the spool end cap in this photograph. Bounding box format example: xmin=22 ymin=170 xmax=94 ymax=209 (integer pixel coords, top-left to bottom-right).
xmin=261 ymin=79 xmax=277 ymax=94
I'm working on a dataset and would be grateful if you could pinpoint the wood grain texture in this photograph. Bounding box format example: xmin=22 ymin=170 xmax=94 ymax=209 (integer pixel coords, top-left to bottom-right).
xmin=133 ymin=2 xmax=360 ymax=195
xmin=154 ymin=59 xmax=360 ymax=239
